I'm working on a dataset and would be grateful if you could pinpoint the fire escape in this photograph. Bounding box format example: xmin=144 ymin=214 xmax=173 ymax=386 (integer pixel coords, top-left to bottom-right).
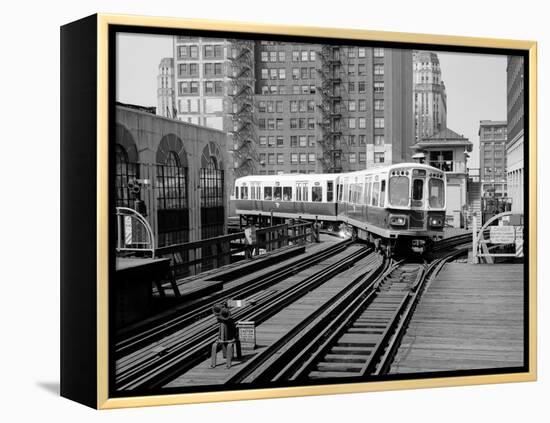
xmin=229 ymin=40 xmax=257 ymax=177
xmin=316 ymin=45 xmax=348 ymax=173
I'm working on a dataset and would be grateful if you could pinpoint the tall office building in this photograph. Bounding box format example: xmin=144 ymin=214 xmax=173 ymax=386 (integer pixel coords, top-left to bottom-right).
xmin=479 ymin=120 xmax=508 ymax=198
xmin=160 ymin=37 xmax=414 ymax=177
xmin=157 ymin=58 xmax=176 ymax=118
xmin=413 ymin=51 xmax=447 ymax=142
xmin=506 ymin=56 xmax=524 ymax=213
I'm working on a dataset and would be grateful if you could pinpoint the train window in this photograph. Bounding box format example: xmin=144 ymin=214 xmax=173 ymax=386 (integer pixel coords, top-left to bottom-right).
xmin=412 ymin=179 xmax=424 ymax=201
xmin=303 ymin=185 xmax=309 ymax=201
xmin=379 ymin=180 xmax=386 ymax=207
xmin=366 ymin=182 xmax=372 ymax=205
xmin=256 ymin=186 xmax=261 ymax=199
xmin=327 ymin=182 xmax=334 ymax=202
xmin=264 ymin=187 xmax=273 ymax=200
xmin=429 ymin=179 xmax=445 ymax=208
xmin=389 ymin=176 xmax=409 ymax=207
xmin=338 ymin=183 xmax=343 ymax=201
xmin=283 ymin=187 xmax=292 ymax=201
xmin=274 ymin=187 xmax=282 ymax=201
xmin=241 ymin=186 xmax=248 ymax=200
xmin=235 ymin=186 xmax=239 ymax=199
xmin=312 ymin=186 xmax=323 ymax=202
xmin=372 ymin=182 xmax=380 ymax=206
xmin=251 ymin=186 xmax=255 ymax=200
xmin=296 ymin=184 xmax=302 ymax=201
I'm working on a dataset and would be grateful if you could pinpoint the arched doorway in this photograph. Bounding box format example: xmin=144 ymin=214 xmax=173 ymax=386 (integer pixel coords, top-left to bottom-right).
xmin=156 ymin=134 xmax=189 ymax=246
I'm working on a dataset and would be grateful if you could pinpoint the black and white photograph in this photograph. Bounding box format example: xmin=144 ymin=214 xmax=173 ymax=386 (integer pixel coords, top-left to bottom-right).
xmin=111 ymin=27 xmax=529 ymax=399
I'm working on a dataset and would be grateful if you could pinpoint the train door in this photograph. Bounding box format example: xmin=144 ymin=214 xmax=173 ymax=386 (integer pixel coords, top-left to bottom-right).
xmin=411 ymin=173 xmax=427 ymax=229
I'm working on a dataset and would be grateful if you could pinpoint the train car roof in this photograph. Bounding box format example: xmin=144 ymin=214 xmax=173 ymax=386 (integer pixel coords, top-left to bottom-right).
xmin=235 ymin=173 xmax=341 ymax=184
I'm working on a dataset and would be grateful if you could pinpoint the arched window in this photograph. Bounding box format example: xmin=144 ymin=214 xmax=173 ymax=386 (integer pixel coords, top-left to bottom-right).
xmin=115 ymin=144 xmax=138 ymax=208
xmin=200 ymin=156 xmax=223 ymax=208
xmin=156 ymin=151 xmax=187 ymax=210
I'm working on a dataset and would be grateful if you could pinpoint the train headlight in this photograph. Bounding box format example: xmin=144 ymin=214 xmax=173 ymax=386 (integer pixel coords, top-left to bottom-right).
xmin=389 ymin=215 xmax=407 ymax=226
xmin=430 ymin=217 xmax=443 ymax=227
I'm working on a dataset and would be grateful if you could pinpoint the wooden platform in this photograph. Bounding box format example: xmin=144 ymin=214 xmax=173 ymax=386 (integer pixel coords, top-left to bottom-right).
xmin=390 ymin=263 xmax=524 ymax=374
xmin=165 ymin=247 xmax=380 ymax=388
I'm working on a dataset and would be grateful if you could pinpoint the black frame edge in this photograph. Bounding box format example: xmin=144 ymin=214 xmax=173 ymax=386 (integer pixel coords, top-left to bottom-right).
xmin=60 ymin=13 xmax=99 ymax=409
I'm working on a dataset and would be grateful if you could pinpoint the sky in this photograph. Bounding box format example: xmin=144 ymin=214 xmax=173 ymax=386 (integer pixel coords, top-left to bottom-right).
xmin=116 ymin=33 xmax=508 ymax=169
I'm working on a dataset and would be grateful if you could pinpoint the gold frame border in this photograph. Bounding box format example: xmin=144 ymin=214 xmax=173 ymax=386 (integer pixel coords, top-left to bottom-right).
xmin=96 ymin=13 xmax=537 ymax=409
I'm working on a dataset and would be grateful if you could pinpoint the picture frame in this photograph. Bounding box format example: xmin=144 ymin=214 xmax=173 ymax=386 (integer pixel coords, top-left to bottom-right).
xmin=60 ymin=13 xmax=537 ymax=409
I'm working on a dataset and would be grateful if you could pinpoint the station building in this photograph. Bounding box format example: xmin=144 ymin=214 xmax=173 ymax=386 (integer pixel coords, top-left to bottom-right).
xmin=410 ymin=128 xmax=473 ymax=228
xmin=115 ymin=104 xmax=228 ymax=247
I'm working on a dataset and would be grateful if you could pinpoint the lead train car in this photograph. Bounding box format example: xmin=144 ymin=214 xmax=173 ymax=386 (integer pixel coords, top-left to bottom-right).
xmin=232 ymin=163 xmax=446 ymax=254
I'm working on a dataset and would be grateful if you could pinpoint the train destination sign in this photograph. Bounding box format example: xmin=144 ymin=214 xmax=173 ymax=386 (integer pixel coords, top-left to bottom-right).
xmin=489 ymin=225 xmax=516 ymax=244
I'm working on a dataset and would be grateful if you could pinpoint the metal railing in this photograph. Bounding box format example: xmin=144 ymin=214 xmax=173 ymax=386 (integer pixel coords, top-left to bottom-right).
xmin=155 ymin=220 xmax=315 ymax=278
xmin=116 ymin=207 xmax=155 ymax=258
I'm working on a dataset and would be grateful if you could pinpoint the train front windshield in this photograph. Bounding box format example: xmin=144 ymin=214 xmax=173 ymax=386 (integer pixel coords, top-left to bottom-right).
xmin=428 ymin=178 xmax=445 ymax=208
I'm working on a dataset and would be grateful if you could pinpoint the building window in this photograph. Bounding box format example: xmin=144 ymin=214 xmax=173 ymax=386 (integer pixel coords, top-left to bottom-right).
xmin=115 ymin=145 xmax=139 ymax=208
xmin=268 ymin=119 xmax=275 ymax=130
xmin=359 ymin=135 xmax=366 ymax=145
xmin=308 ymin=100 xmax=315 ymax=112
xmin=279 ymin=51 xmax=286 ymax=61
xmin=359 ymin=100 xmax=367 ymax=111
xmin=279 ymin=68 xmax=286 ymax=79
xmin=308 ymin=135 xmax=316 ymax=147
xmin=290 ymin=136 xmax=298 ymax=148
xmin=299 ymin=118 xmax=306 ymax=129
xmin=261 ymin=69 xmax=268 ymax=79
xmin=300 ymin=153 xmax=307 ymax=163
xmin=374 ymin=118 xmax=385 ymax=129
xmin=270 ymin=68 xmax=278 ymax=79
xmin=358 ymin=117 xmax=366 ymax=129
xmin=299 ymin=136 xmax=307 ymax=147
xmin=349 ymin=135 xmax=356 ymax=145
xmin=348 ymin=82 xmax=355 ymax=93
xmin=292 ymin=68 xmax=300 ymax=80
xmin=374 ymin=152 xmax=385 ymax=163
xmin=277 ymin=153 xmax=284 ymax=164
xmin=259 ymin=136 xmax=267 ymax=147
xmin=291 ymin=153 xmax=298 ymax=163
xmin=348 ymin=118 xmax=356 ymax=129
xmin=348 ymin=64 xmax=355 ymax=76
xmin=261 ymin=51 xmax=268 ymax=62
xmin=268 ymin=136 xmax=275 ymax=147
xmin=276 ymin=119 xmax=284 ymax=130
xmin=374 ymin=64 xmax=384 ymax=75
xmin=349 ymin=153 xmax=357 ymax=163
xmin=348 ymin=100 xmax=356 ymax=111
xmin=290 ymin=101 xmax=298 ymax=113
xmin=301 ymin=51 xmax=308 ymax=61
xmin=308 ymin=153 xmax=316 ymax=163
xmin=299 ymin=100 xmax=307 ymax=112
xmin=268 ymin=153 xmax=275 ymax=165
xmin=189 ymin=45 xmax=198 ymax=58
xmin=178 ymin=45 xmax=188 ymax=59
xmin=277 ymin=136 xmax=284 ymax=147
xmin=358 ymin=81 xmax=366 ymax=93
xmin=276 ymin=101 xmax=283 ymax=113
xmin=259 ymin=118 xmax=266 ymax=130
xmin=290 ymin=118 xmax=297 ymax=129
xmin=359 ymin=152 xmax=366 ymax=163
xmin=374 ymin=48 xmax=384 ymax=58
xmin=292 ymin=51 xmax=300 ymax=61
xmin=374 ymin=135 xmax=385 ymax=146
xmin=374 ymin=82 xmax=384 ymax=92
xmin=347 ymin=47 xmax=356 ymax=58
xmin=310 ymin=51 xmax=316 ymax=61
xmin=374 ymin=99 xmax=384 ymax=111
xmin=270 ymin=51 xmax=277 ymax=62
xmin=308 ymin=118 xmax=315 ymax=129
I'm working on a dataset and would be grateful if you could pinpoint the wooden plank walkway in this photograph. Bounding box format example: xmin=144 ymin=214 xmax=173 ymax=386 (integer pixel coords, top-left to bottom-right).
xmin=165 ymin=248 xmax=381 ymax=388
xmin=390 ymin=263 xmax=524 ymax=374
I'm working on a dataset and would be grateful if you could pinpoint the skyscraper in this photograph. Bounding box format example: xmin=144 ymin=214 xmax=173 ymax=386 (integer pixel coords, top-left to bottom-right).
xmin=157 ymin=57 xmax=176 ymax=119
xmin=413 ymin=51 xmax=447 ymax=142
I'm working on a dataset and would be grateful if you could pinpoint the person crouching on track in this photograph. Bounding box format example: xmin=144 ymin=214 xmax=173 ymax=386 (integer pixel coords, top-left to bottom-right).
xmin=210 ymin=303 xmax=242 ymax=369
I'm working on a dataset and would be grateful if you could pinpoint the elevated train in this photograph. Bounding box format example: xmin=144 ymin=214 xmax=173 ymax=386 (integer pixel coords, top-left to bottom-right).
xmin=232 ymin=163 xmax=446 ymax=255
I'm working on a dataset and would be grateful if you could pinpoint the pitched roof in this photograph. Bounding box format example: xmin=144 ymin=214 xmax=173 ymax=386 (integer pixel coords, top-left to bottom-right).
xmin=411 ymin=127 xmax=473 ymax=150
